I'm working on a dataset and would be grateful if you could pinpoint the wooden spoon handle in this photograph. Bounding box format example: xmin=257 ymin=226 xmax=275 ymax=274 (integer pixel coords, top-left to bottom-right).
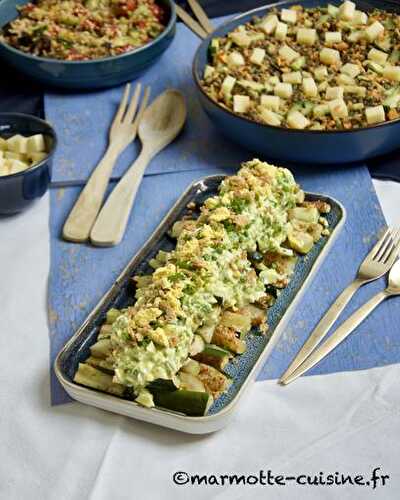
xmin=62 ymin=147 xmax=118 ymax=242
xmin=90 ymin=149 xmax=151 ymax=247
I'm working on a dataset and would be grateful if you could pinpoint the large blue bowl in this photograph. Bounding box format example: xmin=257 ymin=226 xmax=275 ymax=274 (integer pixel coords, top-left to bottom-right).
xmin=193 ymin=0 xmax=400 ymax=164
xmin=0 ymin=0 xmax=176 ymax=89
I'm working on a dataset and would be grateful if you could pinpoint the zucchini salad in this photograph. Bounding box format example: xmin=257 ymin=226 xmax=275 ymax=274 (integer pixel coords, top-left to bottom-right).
xmin=74 ymin=160 xmax=331 ymax=416
xmin=201 ymin=1 xmax=400 ymax=131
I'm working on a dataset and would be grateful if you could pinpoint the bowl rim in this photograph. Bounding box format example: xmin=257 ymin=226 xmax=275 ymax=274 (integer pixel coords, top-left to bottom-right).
xmin=192 ymin=0 xmax=400 ymax=136
xmin=0 ymin=112 xmax=57 ymax=180
xmin=0 ymin=0 xmax=176 ymax=65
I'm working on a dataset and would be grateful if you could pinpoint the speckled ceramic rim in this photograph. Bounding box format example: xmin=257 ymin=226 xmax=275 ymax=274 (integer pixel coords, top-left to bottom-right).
xmin=0 ymin=112 xmax=57 ymax=179
xmin=192 ymin=0 xmax=400 ymax=135
xmin=54 ymin=175 xmax=346 ymax=434
xmin=0 ymin=0 xmax=176 ymax=65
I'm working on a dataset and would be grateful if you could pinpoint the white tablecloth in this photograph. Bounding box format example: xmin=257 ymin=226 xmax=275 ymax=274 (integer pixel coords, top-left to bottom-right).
xmin=1 ymin=179 xmax=399 ymax=500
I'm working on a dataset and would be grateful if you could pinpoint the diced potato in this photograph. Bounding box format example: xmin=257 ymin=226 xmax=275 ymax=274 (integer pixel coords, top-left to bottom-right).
xmin=368 ymin=48 xmax=388 ymax=65
xmin=260 ymin=14 xmax=278 ymax=35
xmin=221 ymin=310 xmax=251 ymax=334
xmin=288 ymin=230 xmax=314 ymax=254
xmin=287 ymin=110 xmax=309 ymax=129
xmin=383 ymin=65 xmax=400 ymax=82
xmin=353 ymin=10 xmax=368 ymax=25
xmin=4 ymin=151 xmax=25 ymax=161
xmin=228 ymin=51 xmax=245 ymax=67
xmin=26 ymin=134 xmax=46 ymax=153
xmin=341 ymin=63 xmax=361 ymax=78
xmin=365 ymin=105 xmax=386 ymax=124
xmin=365 ymin=21 xmax=384 ymax=42
xmin=282 ymin=71 xmax=302 ymax=84
xmin=297 ymin=28 xmax=317 ymax=46
xmin=275 ymin=21 xmax=288 ymax=41
xmin=233 ymin=95 xmax=251 ymax=113
xmin=0 ymin=159 xmax=10 ymax=176
xmin=325 ymin=86 xmax=344 ymax=100
xmin=260 ymin=94 xmax=281 ymax=111
xmin=8 ymin=159 xmax=29 ymax=175
xmin=314 ymin=66 xmax=328 ymax=81
xmin=274 ymin=82 xmax=293 ymax=99
xmin=30 ymin=152 xmax=48 ymax=164
xmin=302 ymin=77 xmax=318 ymax=97
xmin=221 ymin=76 xmax=236 ymax=95
xmin=325 ymin=31 xmax=342 ymax=45
xmin=336 ymin=73 xmax=355 ymax=86
xmin=260 ymin=108 xmax=282 ymax=126
xmin=6 ymin=134 xmax=28 ymax=154
xmin=279 ymin=45 xmax=299 ymax=64
xmin=230 ymin=31 xmax=251 ymax=47
xmin=320 ymin=47 xmax=341 ymax=66
xmin=250 ymin=48 xmax=265 ymax=65
xmin=328 ymin=98 xmax=348 ymax=118
xmin=0 ymin=137 xmax=7 ymax=151
xmin=281 ymin=8 xmax=297 ymax=24
xmin=204 ymin=65 xmax=215 ymax=79
xmin=313 ymin=103 xmax=330 ymax=117
xmin=339 ymin=1 xmax=355 ymax=21
xmin=289 ymin=206 xmax=319 ymax=223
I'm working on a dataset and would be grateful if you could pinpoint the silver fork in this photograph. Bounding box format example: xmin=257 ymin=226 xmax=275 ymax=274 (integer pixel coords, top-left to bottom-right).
xmin=280 ymin=228 xmax=400 ymax=383
xmin=63 ymin=82 xmax=150 ymax=243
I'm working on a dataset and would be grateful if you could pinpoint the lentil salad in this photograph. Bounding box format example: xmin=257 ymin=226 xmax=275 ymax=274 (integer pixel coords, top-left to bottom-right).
xmin=201 ymin=1 xmax=400 ymax=131
xmin=0 ymin=0 xmax=167 ymax=61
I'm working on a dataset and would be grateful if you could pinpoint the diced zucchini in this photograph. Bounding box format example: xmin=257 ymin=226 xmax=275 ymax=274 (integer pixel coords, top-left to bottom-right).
xmin=233 ymin=95 xmax=251 ymax=113
xmin=339 ymin=1 xmax=355 ymax=21
xmin=228 ymin=51 xmax=245 ymax=67
xmin=327 ymin=4 xmax=339 ymax=17
xmin=353 ymin=10 xmax=368 ymax=25
xmin=320 ymin=48 xmax=341 ymax=66
xmin=260 ymin=94 xmax=280 ymax=112
xmin=260 ymin=14 xmax=278 ymax=35
xmin=203 ymin=65 xmax=215 ymax=79
xmin=74 ymin=363 xmax=125 ymax=396
xmin=282 ymin=71 xmax=302 ymax=84
xmin=152 ymin=389 xmax=213 ymax=416
xmin=106 ymin=308 xmax=120 ymax=324
xmin=302 ymin=77 xmax=318 ymax=97
xmin=336 ymin=73 xmax=355 ymax=86
xmin=341 ymin=63 xmax=361 ymax=78
xmin=230 ymin=31 xmax=251 ymax=47
xmin=221 ymin=75 xmax=236 ymax=96
xmin=389 ymin=50 xmax=400 ymax=65
xmin=250 ymin=48 xmax=265 ymax=65
xmin=275 ymin=21 xmax=288 ymax=41
xmin=365 ymin=21 xmax=385 ymax=42
xmin=279 ymin=45 xmax=299 ymax=64
xmin=365 ymin=105 xmax=386 ymax=125
xmin=287 ymin=110 xmax=309 ymax=129
xmin=314 ymin=66 xmax=328 ymax=81
xmin=259 ymin=108 xmax=282 ymax=127
xmin=274 ymin=82 xmax=293 ymax=99
xmin=383 ymin=65 xmax=400 ymax=82
xmin=297 ymin=28 xmax=317 ymax=46
xmin=237 ymin=79 xmax=264 ymax=92
xmin=147 ymin=378 xmax=180 ymax=393
xmin=383 ymin=86 xmax=400 ymax=108
xmin=328 ymin=98 xmax=349 ymax=119
xmin=98 ymin=323 xmax=113 ymax=339
xmin=313 ymin=103 xmax=330 ymax=118
xmin=326 ymin=86 xmax=344 ymax=100
xmin=343 ymin=85 xmax=366 ymax=97
xmin=85 ymin=355 xmax=114 ymax=373
xmin=368 ymin=48 xmax=388 ymax=66
xmin=367 ymin=61 xmax=384 ymax=74
xmin=291 ymin=56 xmax=306 ymax=70
xmin=189 ymin=334 xmax=205 ymax=357
xmin=281 ymin=8 xmax=297 ymax=24
xmin=325 ymin=31 xmax=342 ymax=45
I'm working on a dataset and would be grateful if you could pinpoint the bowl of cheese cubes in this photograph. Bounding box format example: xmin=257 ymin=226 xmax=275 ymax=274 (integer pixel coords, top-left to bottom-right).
xmin=0 ymin=113 xmax=57 ymax=214
xmin=193 ymin=0 xmax=400 ymax=164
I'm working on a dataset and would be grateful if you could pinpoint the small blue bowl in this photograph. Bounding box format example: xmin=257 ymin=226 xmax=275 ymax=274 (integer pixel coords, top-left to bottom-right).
xmin=193 ymin=0 xmax=400 ymax=164
xmin=0 ymin=0 xmax=176 ymax=89
xmin=0 ymin=113 xmax=57 ymax=215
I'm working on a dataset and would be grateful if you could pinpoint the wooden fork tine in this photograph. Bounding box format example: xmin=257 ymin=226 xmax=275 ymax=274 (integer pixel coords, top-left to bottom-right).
xmin=112 ymin=83 xmax=131 ymax=127
xmin=132 ymin=86 xmax=150 ymax=128
xmin=374 ymin=229 xmax=393 ymax=261
xmin=370 ymin=228 xmax=391 ymax=259
xmin=383 ymin=229 xmax=400 ymax=264
xmin=124 ymin=82 xmax=142 ymax=123
xmin=175 ymin=4 xmax=208 ymax=39
xmin=187 ymin=0 xmax=214 ymax=34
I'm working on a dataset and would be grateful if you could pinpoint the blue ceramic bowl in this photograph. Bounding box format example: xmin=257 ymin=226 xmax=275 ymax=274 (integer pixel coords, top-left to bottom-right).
xmin=0 ymin=0 xmax=176 ymax=89
xmin=193 ymin=0 xmax=400 ymax=164
xmin=0 ymin=113 xmax=57 ymax=214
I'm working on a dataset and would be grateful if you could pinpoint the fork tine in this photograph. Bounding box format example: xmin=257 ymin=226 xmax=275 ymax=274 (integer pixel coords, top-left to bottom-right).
xmin=123 ymin=83 xmax=142 ymax=124
xmin=383 ymin=229 xmax=400 ymax=264
xmin=370 ymin=228 xmax=391 ymax=259
xmin=132 ymin=86 xmax=150 ymax=128
xmin=112 ymin=83 xmax=131 ymax=127
xmin=374 ymin=229 xmax=393 ymax=261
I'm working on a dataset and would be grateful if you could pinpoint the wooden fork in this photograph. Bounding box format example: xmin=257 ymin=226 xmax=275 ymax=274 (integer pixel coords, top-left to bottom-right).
xmin=62 ymin=83 xmax=150 ymax=243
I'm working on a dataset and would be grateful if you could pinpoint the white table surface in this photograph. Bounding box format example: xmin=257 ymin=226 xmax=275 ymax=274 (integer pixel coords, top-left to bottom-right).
xmin=1 ymin=179 xmax=399 ymax=500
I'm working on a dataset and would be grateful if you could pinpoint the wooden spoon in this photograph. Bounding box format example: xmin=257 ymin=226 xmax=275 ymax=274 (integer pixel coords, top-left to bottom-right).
xmin=90 ymin=89 xmax=187 ymax=247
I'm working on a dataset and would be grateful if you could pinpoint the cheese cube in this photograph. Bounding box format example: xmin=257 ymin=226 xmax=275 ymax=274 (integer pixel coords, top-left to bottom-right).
xmin=274 ymin=82 xmax=293 ymax=98
xmin=6 ymin=134 xmax=28 ymax=154
xmin=314 ymin=66 xmax=328 ymax=81
xmin=233 ymin=95 xmax=251 ymax=113
xmin=366 ymin=21 xmax=384 ymax=42
xmin=275 ymin=21 xmax=288 ymax=41
xmin=26 ymin=134 xmax=46 ymax=153
xmin=0 ymin=137 xmax=7 ymax=151
xmin=339 ymin=1 xmax=355 ymax=21
xmin=260 ymin=108 xmax=282 ymax=126
xmin=7 ymin=159 xmax=28 ymax=175
xmin=326 ymin=86 xmax=344 ymax=100
xmin=221 ymin=76 xmax=236 ymax=95
xmin=336 ymin=73 xmax=355 ymax=86
xmin=341 ymin=63 xmax=361 ymax=78
xmin=281 ymin=8 xmax=297 ymax=24
xmin=287 ymin=111 xmax=309 ymax=129
xmin=279 ymin=45 xmax=299 ymax=64
xmin=325 ymin=31 xmax=342 ymax=45
xmin=260 ymin=95 xmax=281 ymax=112
xmin=250 ymin=48 xmax=265 ymax=65
xmin=228 ymin=51 xmax=245 ymax=67
xmin=368 ymin=48 xmax=388 ymax=65
xmin=320 ymin=47 xmax=341 ymax=66
xmin=30 ymin=152 xmax=48 ymax=164
xmin=328 ymin=98 xmax=348 ymax=118
xmin=313 ymin=103 xmax=330 ymax=117
xmin=282 ymin=71 xmax=302 ymax=84
xmin=353 ymin=10 xmax=368 ymax=25
xmin=260 ymin=15 xmax=278 ymax=35
xmin=297 ymin=28 xmax=317 ymax=46
xmin=383 ymin=65 xmax=400 ymax=82
xmin=366 ymin=105 xmax=385 ymax=124
xmin=302 ymin=77 xmax=318 ymax=97
xmin=230 ymin=31 xmax=251 ymax=47
xmin=4 ymin=151 xmax=26 ymax=161
xmin=204 ymin=65 xmax=215 ymax=79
